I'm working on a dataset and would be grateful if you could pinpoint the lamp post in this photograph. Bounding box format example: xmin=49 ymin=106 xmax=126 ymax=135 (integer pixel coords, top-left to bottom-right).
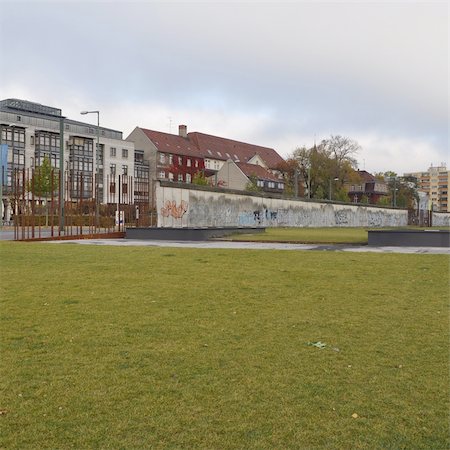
xmin=80 ymin=110 xmax=100 ymax=227
xmin=308 ymin=165 xmax=311 ymax=199
xmin=393 ymin=177 xmax=397 ymax=207
xmin=329 ymin=177 xmax=339 ymax=200
xmin=0 ymin=125 xmax=3 ymax=230
xmin=59 ymin=116 xmax=66 ymax=232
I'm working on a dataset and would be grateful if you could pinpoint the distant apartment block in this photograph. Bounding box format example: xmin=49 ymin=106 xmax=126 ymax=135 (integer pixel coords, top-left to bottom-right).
xmin=404 ymin=164 xmax=449 ymax=212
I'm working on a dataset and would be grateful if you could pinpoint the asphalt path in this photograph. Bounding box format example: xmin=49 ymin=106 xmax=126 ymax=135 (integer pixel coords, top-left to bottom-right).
xmin=42 ymin=238 xmax=450 ymax=254
xmin=2 ymin=228 xmax=448 ymax=254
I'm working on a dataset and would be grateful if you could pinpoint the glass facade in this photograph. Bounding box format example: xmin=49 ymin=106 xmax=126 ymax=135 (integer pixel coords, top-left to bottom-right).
xmin=68 ymin=136 xmax=93 ymax=198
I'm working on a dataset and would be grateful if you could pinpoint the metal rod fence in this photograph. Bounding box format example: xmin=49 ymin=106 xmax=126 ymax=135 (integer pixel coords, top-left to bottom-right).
xmin=12 ymin=168 xmax=155 ymax=240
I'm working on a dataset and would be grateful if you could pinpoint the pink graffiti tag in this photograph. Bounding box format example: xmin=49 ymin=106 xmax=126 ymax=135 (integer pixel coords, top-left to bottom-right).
xmin=161 ymin=200 xmax=188 ymax=219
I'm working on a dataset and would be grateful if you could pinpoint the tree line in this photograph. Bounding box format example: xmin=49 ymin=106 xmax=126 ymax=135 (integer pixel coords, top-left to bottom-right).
xmin=277 ymin=135 xmax=418 ymax=208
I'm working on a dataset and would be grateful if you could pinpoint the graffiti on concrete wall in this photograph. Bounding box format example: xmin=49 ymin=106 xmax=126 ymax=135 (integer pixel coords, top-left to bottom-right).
xmin=156 ymin=182 xmax=409 ymax=228
xmin=335 ymin=210 xmax=350 ymax=225
xmin=368 ymin=211 xmax=383 ymax=227
xmin=161 ymin=200 xmax=188 ymax=219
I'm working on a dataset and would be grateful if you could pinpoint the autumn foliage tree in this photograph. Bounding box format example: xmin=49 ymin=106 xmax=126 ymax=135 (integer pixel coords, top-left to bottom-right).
xmin=280 ymin=135 xmax=360 ymax=200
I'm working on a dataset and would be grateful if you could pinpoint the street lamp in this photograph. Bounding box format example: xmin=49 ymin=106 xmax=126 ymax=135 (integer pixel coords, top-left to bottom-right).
xmin=329 ymin=177 xmax=339 ymax=200
xmin=80 ymin=110 xmax=100 ymax=226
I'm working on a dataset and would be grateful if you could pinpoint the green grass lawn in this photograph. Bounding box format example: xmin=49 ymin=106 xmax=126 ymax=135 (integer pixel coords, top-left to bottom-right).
xmin=230 ymin=227 xmax=369 ymax=244
xmin=229 ymin=226 xmax=450 ymax=244
xmin=1 ymin=242 xmax=448 ymax=449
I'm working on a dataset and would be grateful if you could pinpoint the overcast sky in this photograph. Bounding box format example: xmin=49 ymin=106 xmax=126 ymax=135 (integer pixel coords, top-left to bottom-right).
xmin=0 ymin=0 xmax=448 ymax=174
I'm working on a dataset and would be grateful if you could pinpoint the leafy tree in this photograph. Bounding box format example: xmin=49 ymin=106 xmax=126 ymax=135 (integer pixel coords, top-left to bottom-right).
xmin=360 ymin=194 xmax=369 ymax=204
xmin=26 ymin=156 xmax=59 ymax=198
xmin=382 ymin=172 xmax=419 ymax=208
xmin=376 ymin=196 xmax=391 ymax=206
xmin=192 ymin=171 xmax=209 ymax=186
xmin=245 ymin=175 xmax=262 ymax=192
xmin=276 ymin=157 xmax=303 ymax=197
xmin=284 ymin=136 xmax=360 ymax=200
xmin=26 ymin=156 xmax=59 ymax=227
xmin=334 ymin=186 xmax=351 ymax=202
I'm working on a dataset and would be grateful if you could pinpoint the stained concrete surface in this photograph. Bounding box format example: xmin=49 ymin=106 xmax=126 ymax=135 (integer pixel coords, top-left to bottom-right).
xmin=45 ymin=238 xmax=450 ymax=254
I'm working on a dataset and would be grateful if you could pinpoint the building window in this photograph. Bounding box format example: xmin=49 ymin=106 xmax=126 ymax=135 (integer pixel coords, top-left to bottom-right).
xmin=159 ymin=153 xmax=165 ymax=164
xmin=278 ymin=183 xmax=284 ymax=189
xmin=135 ymin=151 xmax=144 ymax=163
xmin=178 ymin=174 xmax=183 ymax=182
xmin=257 ymin=180 xmax=264 ymax=188
xmin=169 ymin=154 xmax=173 ymax=165
xmin=13 ymin=148 xmax=25 ymax=165
xmin=187 ymin=159 xmax=191 ymax=167
xmin=110 ymin=164 xmax=116 ymax=176
xmin=168 ymin=172 xmax=174 ymax=181
xmin=122 ymin=165 xmax=128 ymax=176
xmin=178 ymin=156 xmax=182 ymax=165
xmin=110 ymin=147 xmax=116 ymax=157
xmin=195 ymin=160 xmax=199 ymax=168
xmin=186 ymin=173 xmax=191 ymax=183
xmin=122 ymin=149 xmax=128 ymax=158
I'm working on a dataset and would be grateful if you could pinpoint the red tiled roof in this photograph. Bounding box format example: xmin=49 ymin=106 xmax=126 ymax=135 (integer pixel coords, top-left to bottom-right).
xmin=140 ymin=128 xmax=201 ymax=158
xmin=236 ymin=162 xmax=280 ymax=181
xmin=188 ymin=132 xmax=285 ymax=169
xmin=139 ymin=127 xmax=285 ymax=169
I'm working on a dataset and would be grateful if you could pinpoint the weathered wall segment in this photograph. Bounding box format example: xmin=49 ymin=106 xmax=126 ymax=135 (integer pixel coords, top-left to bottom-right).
xmin=432 ymin=213 xmax=450 ymax=227
xmin=156 ymin=183 xmax=409 ymax=228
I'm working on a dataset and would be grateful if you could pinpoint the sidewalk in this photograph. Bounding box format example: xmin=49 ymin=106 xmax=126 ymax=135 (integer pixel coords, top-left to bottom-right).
xmin=44 ymin=238 xmax=450 ymax=255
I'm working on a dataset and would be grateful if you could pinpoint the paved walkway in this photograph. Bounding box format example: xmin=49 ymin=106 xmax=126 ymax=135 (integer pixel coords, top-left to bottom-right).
xmin=44 ymin=238 xmax=450 ymax=254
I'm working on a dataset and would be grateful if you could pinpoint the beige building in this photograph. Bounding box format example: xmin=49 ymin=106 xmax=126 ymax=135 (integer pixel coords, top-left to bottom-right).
xmin=0 ymin=98 xmax=136 ymax=212
xmin=404 ymin=164 xmax=449 ymax=212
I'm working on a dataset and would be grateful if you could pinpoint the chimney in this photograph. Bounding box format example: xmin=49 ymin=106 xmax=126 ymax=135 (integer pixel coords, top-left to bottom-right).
xmin=178 ymin=124 xmax=187 ymax=138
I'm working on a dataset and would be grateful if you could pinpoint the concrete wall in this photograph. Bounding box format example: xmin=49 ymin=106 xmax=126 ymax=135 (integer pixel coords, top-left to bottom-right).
xmin=432 ymin=212 xmax=450 ymax=227
xmin=156 ymin=183 xmax=408 ymax=228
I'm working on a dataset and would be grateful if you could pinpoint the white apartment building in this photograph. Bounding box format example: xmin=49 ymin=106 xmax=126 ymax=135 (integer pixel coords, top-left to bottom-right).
xmin=0 ymin=98 xmax=136 ymax=216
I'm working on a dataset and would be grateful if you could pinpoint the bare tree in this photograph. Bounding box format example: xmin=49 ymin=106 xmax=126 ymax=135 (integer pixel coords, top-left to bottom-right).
xmin=320 ymin=135 xmax=359 ymax=169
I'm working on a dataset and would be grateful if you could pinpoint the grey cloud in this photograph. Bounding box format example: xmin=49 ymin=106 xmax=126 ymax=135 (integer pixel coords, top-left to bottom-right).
xmin=0 ymin=1 xmax=447 ymax=170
